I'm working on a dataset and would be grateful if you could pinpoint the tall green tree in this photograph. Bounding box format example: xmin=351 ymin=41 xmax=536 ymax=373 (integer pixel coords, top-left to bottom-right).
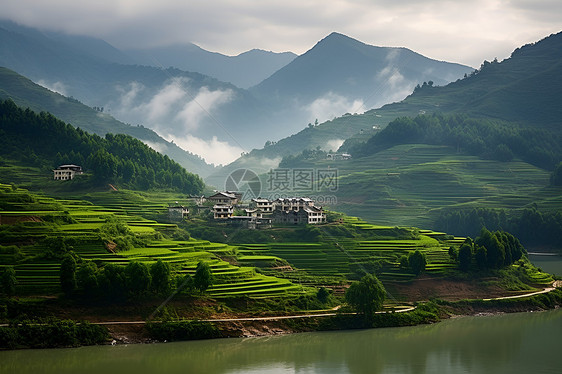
xmin=77 ymin=261 xmax=99 ymax=295
xmin=458 ymin=242 xmax=473 ymax=272
xmin=1 ymin=266 xmax=17 ymax=296
xmin=345 ymin=274 xmax=386 ymax=321
xmin=193 ymin=261 xmax=213 ymax=293
xmin=408 ymin=250 xmax=427 ymax=275
xmin=151 ymin=259 xmax=171 ymax=295
xmin=125 ymin=261 xmax=151 ymax=297
xmin=60 ymin=254 xmax=77 ymax=296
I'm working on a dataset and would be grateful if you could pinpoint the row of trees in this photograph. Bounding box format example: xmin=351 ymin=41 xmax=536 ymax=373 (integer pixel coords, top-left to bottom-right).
xmin=451 ymin=229 xmax=526 ymax=271
xmin=351 ymin=113 xmax=561 ymax=170
xmin=60 ymin=257 xmax=213 ymax=300
xmin=0 ymin=99 xmax=204 ymax=194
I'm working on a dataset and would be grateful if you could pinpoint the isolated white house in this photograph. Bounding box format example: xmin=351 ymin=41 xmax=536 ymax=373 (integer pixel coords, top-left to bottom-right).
xmin=53 ymin=164 xmax=83 ymax=180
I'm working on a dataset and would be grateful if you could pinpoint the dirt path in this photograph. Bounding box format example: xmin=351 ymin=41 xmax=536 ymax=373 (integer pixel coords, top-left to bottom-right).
xmin=482 ymin=281 xmax=560 ymax=301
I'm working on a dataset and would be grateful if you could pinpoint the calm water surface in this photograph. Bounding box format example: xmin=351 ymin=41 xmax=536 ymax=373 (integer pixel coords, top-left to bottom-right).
xmin=528 ymin=252 xmax=562 ymax=277
xmin=1 ymin=309 xmax=562 ymax=374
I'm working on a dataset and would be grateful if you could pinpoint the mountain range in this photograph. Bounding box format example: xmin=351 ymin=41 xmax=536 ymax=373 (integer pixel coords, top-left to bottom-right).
xmin=205 ymin=30 xmax=562 ymax=188
xmin=124 ymin=44 xmax=297 ymax=89
xmin=0 ymin=19 xmax=472 ymax=165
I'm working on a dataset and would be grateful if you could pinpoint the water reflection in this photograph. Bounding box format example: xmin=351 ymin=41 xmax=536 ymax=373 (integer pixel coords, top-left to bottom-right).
xmin=1 ymin=309 xmax=562 ymax=374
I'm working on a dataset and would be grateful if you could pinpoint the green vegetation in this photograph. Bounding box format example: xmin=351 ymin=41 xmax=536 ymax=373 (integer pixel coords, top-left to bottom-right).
xmin=0 ymin=99 xmax=204 ymax=194
xmin=435 ymin=206 xmax=562 ymax=248
xmin=350 ymin=113 xmax=561 ymax=170
xmin=0 ymin=183 xmax=306 ymax=300
xmin=345 ymin=274 xmax=386 ymax=320
xmin=0 ymin=319 xmax=108 ymax=349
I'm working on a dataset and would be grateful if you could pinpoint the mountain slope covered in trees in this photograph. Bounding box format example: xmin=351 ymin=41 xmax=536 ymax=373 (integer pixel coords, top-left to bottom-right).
xmin=0 ymin=67 xmax=216 ymax=177
xmin=0 ymin=99 xmax=204 ymax=194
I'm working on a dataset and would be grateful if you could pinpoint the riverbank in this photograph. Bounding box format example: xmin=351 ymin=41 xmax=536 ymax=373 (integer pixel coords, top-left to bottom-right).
xmin=2 ymin=284 xmax=561 ymax=350
xmin=91 ymin=285 xmax=562 ymax=346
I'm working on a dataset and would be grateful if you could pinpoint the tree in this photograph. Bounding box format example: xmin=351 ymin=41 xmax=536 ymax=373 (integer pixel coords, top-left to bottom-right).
xmin=193 ymin=261 xmax=213 ymax=293
xmin=176 ymin=273 xmax=194 ymax=294
xmin=345 ymin=274 xmax=386 ymax=320
xmin=408 ymin=250 xmax=427 ymax=275
xmin=60 ymin=254 xmax=77 ymax=296
xmin=77 ymin=261 xmax=99 ymax=295
xmin=551 ymin=162 xmax=562 ymax=186
xmin=474 ymin=244 xmax=488 ymax=270
xmin=151 ymin=259 xmax=171 ymax=295
xmin=316 ymin=287 xmax=331 ymax=304
xmin=399 ymin=255 xmax=409 ymax=269
xmin=98 ymin=263 xmax=127 ymax=301
xmin=1 ymin=266 xmax=17 ymax=296
xmin=458 ymin=243 xmax=472 ymax=272
xmin=125 ymin=261 xmax=151 ymax=297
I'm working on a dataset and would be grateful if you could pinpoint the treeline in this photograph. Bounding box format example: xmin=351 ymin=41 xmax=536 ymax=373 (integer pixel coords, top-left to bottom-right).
xmin=60 ymin=256 xmax=214 ymax=301
xmin=435 ymin=206 xmax=562 ymax=248
xmin=0 ymin=319 xmax=108 ymax=349
xmin=351 ymin=113 xmax=561 ymax=170
xmin=452 ymin=229 xmax=526 ymax=271
xmin=0 ymin=99 xmax=204 ymax=194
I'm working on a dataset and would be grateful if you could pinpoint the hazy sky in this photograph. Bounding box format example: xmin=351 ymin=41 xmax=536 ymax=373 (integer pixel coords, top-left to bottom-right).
xmin=3 ymin=0 xmax=562 ymax=67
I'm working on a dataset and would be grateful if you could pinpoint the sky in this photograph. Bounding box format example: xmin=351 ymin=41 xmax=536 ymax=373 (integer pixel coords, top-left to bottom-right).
xmin=3 ymin=0 xmax=562 ymax=68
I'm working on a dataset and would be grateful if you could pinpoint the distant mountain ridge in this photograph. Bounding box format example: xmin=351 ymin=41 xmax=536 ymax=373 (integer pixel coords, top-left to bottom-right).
xmin=125 ymin=44 xmax=297 ymax=89
xmin=0 ymin=20 xmax=474 ymax=165
xmin=251 ymin=32 xmax=473 ymax=108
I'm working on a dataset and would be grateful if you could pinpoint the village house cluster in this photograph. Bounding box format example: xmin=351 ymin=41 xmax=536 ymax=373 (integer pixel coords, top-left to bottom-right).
xmin=168 ymin=191 xmax=327 ymax=229
xmin=208 ymin=192 xmax=326 ymax=229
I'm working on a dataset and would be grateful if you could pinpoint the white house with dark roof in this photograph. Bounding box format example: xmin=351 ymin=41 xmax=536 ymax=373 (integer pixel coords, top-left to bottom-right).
xmin=251 ymin=198 xmax=274 ymax=213
xmin=208 ymin=191 xmax=239 ymax=205
xmin=53 ymin=164 xmax=83 ymax=180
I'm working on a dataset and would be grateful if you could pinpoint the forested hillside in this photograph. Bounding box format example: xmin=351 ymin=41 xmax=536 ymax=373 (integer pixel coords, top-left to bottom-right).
xmin=0 ymin=100 xmax=204 ymax=194
xmin=0 ymin=67 xmax=216 ymax=177
xmin=350 ymin=113 xmax=562 ymax=170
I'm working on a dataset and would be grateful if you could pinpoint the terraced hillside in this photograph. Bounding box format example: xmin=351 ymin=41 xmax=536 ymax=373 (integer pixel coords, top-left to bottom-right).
xmin=232 ymin=217 xmax=468 ymax=289
xmin=286 ymin=144 xmax=560 ymax=228
xmin=0 ymin=184 xmax=303 ymax=298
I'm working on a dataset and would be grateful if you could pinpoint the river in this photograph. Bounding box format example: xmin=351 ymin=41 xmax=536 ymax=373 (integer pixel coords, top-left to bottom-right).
xmin=2 ymin=254 xmax=561 ymax=374
xmin=1 ymin=308 xmax=562 ymax=374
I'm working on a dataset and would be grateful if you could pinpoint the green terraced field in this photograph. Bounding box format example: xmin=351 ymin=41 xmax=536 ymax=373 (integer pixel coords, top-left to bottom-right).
xmin=0 ymin=184 xmax=306 ymax=297
xmin=321 ymin=144 xmax=559 ymax=228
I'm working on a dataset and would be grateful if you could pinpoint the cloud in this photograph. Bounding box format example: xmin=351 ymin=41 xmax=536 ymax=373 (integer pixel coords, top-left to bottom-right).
xmin=174 ymin=87 xmax=234 ymax=132
xmin=305 ymin=92 xmax=364 ymax=123
xmin=165 ymin=134 xmax=244 ymax=165
xmin=324 ymin=139 xmax=346 ymax=153
xmin=141 ymin=139 xmax=168 ymax=154
xmin=37 ymin=80 xmax=68 ymax=96
xmin=111 ymin=78 xmax=233 ymax=135
xmin=2 ymin=1 xmax=561 ymax=67
xmin=144 ymin=78 xmax=188 ymax=122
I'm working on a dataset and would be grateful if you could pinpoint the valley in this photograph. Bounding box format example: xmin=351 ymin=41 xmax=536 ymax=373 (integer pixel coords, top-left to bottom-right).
xmin=0 ymin=20 xmax=561 ymax=354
